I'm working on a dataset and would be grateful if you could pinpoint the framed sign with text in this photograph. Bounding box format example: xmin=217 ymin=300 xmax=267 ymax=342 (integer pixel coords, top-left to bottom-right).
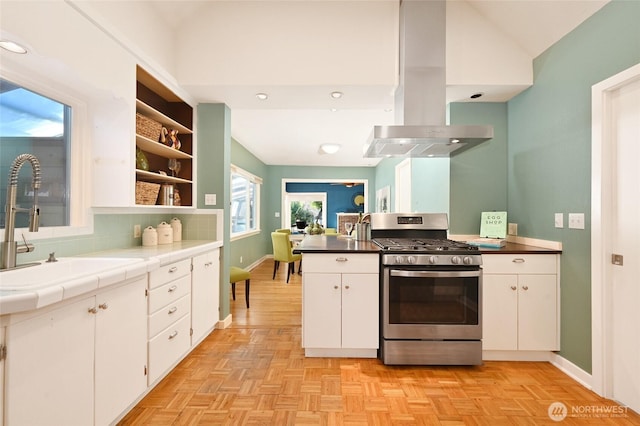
xmin=480 ymin=211 xmax=507 ymax=238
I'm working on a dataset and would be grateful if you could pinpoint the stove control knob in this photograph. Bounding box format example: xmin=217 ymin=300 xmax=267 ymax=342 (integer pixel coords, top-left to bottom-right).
xmin=428 ymin=256 xmax=438 ymax=265
xmin=395 ymin=255 xmax=405 ymax=264
xmin=463 ymin=256 xmax=474 ymax=265
xmin=451 ymin=256 xmax=461 ymax=265
xmin=406 ymin=256 xmax=417 ymax=264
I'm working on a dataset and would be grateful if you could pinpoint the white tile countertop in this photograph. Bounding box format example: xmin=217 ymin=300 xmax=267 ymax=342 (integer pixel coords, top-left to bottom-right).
xmin=0 ymin=240 xmax=222 ymax=316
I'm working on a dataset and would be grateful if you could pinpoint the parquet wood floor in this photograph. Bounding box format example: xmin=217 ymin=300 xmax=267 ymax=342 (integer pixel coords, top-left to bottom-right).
xmin=119 ymin=259 xmax=640 ymax=425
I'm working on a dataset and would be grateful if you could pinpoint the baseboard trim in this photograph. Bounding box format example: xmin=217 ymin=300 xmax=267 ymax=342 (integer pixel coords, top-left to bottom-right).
xmin=550 ymin=353 xmax=593 ymax=390
xmin=219 ymin=314 xmax=233 ymax=329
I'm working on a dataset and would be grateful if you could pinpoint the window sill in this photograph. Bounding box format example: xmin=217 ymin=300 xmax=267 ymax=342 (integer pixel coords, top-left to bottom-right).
xmin=230 ymin=229 xmax=261 ymax=242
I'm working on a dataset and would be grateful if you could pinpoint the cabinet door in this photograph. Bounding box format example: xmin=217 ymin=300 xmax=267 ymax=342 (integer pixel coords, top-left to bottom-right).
xmin=95 ymin=278 xmax=147 ymax=426
xmin=341 ymin=273 xmax=379 ymax=349
xmin=517 ymin=274 xmax=558 ymax=351
xmin=191 ymin=249 xmax=220 ymax=345
xmin=5 ymin=297 xmax=95 ymax=426
xmin=303 ymin=273 xmax=342 ymax=348
xmin=482 ymin=274 xmax=518 ymax=351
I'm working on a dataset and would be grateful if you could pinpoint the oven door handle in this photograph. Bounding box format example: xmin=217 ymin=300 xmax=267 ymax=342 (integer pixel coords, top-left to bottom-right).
xmin=390 ymin=270 xmax=481 ymax=278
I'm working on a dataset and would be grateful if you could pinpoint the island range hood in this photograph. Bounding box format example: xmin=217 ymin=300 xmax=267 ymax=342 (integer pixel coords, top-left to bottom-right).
xmin=363 ymin=0 xmax=493 ymax=158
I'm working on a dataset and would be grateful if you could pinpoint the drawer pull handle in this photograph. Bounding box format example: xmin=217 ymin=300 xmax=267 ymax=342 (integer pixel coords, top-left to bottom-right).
xmin=168 ymin=266 xmax=178 ymax=273
xmin=168 ymin=285 xmax=178 ymax=292
xmin=168 ymin=306 xmax=178 ymax=314
xmin=522 ymin=285 xmax=529 ymax=291
xmin=336 ymin=257 xmax=348 ymax=262
xmin=98 ymin=303 xmax=108 ymax=310
xmin=168 ymin=330 xmax=179 ymax=340
xmin=205 ymin=261 xmax=213 ymax=267
xmin=88 ymin=307 xmax=98 ymax=314
xmin=512 ymin=258 xmax=525 ymax=263
xmin=510 ymin=286 xmax=517 ymax=291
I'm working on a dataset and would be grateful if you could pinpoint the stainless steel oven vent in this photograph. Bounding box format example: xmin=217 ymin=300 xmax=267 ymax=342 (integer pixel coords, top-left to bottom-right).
xmin=363 ymin=0 xmax=493 ymax=158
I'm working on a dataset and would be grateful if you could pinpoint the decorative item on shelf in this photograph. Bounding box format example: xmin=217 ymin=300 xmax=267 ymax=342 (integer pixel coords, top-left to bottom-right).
xmin=135 ymin=181 xmax=160 ymax=205
xmin=136 ymin=113 xmax=162 ymax=140
xmin=159 ymin=127 xmax=181 ymax=150
xmin=173 ymin=187 xmax=181 ymax=206
xmin=135 ymin=148 xmax=149 ymax=171
xmin=158 ymin=184 xmax=174 ymax=206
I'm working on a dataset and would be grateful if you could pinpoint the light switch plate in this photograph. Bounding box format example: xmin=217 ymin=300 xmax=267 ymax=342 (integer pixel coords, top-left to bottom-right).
xmin=554 ymin=213 xmax=564 ymax=228
xmin=508 ymin=223 xmax=518 ymax=236
xmin=204 ymin=194 xmax=216 ymax=205
xmin=568 ymin=213 xmax=585 ymax=229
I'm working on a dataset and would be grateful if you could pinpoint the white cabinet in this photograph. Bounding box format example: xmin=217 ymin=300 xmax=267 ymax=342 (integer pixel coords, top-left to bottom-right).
xmin=302 ymin=253 xmax=379 ymax=357
xmin=4 ymin=277 xmax=146 ymax=426
xmin=482 ymin=254 xmax=560 ymax=355
xmin=147 ymin=259 xmax=192 ymax=385
xmin=191 ymin=249 xmax=220 ymax=345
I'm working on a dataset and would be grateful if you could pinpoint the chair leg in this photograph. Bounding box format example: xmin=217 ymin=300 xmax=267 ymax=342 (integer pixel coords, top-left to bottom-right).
xmin=298 ymin=258 xmax=302 ymax=274
xmin=272 ymin=260 xmax=279 ymax=279
xmin=231 ymin=282 xmax=236 ymax=300
xmin=286 ymin=262 xmax=292 ymax=283
xmin=245 ymin=279 xmax=250 ymax=308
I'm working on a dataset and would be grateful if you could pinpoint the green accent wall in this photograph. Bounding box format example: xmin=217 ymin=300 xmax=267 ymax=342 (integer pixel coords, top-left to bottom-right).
xmin=229 ymin=138 xmax=271 ymax=268
xmin=197 ymin=103 xmax=232 ymax=321
xmin=506 ymin=0 xmax=640 ymax=372
xmin=450 ymin=102 xmax=508 ymax=234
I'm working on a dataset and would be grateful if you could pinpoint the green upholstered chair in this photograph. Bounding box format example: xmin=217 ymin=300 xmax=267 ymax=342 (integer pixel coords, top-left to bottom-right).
xmin=230 ymin=266 xmax=251 ymax=308
xmin=275 ymin=228 xmax=291 ymax=234
xmin=271 ymin=231 xmax=302 ymax=283
xmin=324 ymin=227 xmax=338 ymax=235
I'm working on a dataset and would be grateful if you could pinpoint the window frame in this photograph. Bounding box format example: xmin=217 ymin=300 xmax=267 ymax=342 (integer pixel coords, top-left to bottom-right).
xmin=230 ymin=164 xmax=262 ymax=240
xmin=0 ymin=68 xmax=92 ymax=242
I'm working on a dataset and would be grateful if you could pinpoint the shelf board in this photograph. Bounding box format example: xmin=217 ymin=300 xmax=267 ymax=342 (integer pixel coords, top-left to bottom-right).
xmin=136 ymin=170 xmax=192 ymax=184
xmin=136 ymin=135 xmax=192 ymax=159
xmin=136 ymin=99 xmax=192 ymax=134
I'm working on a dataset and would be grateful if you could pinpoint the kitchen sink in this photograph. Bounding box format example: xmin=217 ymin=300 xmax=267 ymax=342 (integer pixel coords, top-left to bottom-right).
xmin=0 ymin=257 xmax=145 ymax=291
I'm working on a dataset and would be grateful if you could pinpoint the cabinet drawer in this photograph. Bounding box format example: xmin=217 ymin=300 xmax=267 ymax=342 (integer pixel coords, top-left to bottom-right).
xmin=148 ymin=294 xmax=190 ymax=338
xmin=482 ymin=254 xmax=557 ymax=274
xmin=148 ymin=275 xmax=190 ymax=313
xmin=149 ymin=259 xmax=191 ymax=289
xmin=148 ymin=313 xmax=190 ymax=384
xmin=303 ymin=253 xmax=379 ymax=274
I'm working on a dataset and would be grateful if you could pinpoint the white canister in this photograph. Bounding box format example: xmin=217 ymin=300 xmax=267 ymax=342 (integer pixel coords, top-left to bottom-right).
xmin=157 ymin=221 xmax=174 ymax=245
xmin=170 ymin=217 xmax=182 ymax=242
xmin=142 ymin=226 xmax=158 ymax=246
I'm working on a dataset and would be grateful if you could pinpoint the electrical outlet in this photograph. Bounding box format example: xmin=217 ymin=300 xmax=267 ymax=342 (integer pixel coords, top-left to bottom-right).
xmin=275 ymin=212 xmax=280 ymax=218
xmin=133 ymin=224 xmax=141 ymax=238
xmin=555 ymin=213 xmax=564 ymax=228
xmin=568 ymin=213 xmax=585 ymax=230
xmin=508 ymin=223 xmax=518 ymax=236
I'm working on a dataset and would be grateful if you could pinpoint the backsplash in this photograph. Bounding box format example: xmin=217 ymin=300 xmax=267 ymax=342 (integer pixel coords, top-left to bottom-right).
xmin=17 ymin=211 xmax=219 ymax=262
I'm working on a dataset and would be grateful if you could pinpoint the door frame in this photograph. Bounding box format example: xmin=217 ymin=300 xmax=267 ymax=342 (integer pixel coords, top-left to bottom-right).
xmin=591 ymin=63 xmax=640 ymax=397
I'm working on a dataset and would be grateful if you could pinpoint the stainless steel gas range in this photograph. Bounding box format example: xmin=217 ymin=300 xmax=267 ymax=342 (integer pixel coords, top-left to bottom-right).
xmin=370 ymin=213 xmax=482 ymax=366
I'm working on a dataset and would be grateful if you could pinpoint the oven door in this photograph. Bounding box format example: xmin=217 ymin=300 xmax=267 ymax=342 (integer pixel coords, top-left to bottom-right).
xmin=382 ymin=267 xmax=482 ymax=340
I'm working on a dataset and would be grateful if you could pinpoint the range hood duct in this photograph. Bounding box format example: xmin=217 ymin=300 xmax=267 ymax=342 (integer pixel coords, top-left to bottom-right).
xmin=363 ymin=0 xmax=493 ymax=158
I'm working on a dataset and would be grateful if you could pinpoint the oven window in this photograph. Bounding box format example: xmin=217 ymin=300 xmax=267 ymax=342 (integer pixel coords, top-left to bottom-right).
xmin=388 ymin=273 xmax=479 ymax=325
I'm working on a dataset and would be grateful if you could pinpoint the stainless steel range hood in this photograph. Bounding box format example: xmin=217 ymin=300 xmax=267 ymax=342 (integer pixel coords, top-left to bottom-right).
xmin=363 ymin=0 xmax=493 ymax=158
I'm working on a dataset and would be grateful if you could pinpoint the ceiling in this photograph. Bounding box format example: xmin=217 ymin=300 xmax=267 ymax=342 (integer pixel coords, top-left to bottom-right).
xmin=146 ymin=0 xmax=609 ymax=168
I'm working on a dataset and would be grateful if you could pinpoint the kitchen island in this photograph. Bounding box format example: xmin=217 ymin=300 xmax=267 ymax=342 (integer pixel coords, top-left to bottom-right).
xmin=295 ymin=235 xmax=380 ymax=358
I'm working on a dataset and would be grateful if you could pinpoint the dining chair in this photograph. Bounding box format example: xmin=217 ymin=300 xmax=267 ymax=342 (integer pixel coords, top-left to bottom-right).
xmin=271 ymin=231 xmax=302 ymax=283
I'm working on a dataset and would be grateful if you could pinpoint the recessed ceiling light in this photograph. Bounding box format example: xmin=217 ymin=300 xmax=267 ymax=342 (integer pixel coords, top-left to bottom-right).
xmin=330 ymin=108 xmax=338 ymax=112
xmin=330 ymin=91 xmax=343 ymax=99
xmin=319 ymin=143 xmax=341 ymax=154
xmin=0 ymin=40 xmax=27 ymax=54
xmin=256 ymin=93 xmax=268 ymax=100
xmin=451 ymin=139 xmax=460 ymax=144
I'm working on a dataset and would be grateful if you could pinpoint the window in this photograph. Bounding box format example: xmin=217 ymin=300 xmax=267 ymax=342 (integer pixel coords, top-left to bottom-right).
xmin=230 ymin=165 xmax=261 ymax=238
xmin=0 ymin=78 xmax=71 ymax=229
xmin=285 ymin=193 xmax=326 ymax=231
